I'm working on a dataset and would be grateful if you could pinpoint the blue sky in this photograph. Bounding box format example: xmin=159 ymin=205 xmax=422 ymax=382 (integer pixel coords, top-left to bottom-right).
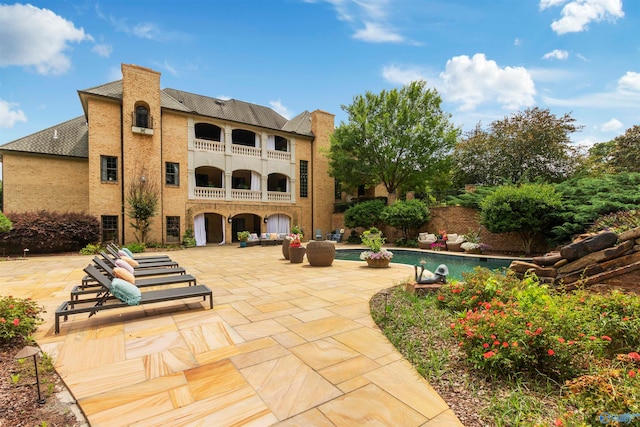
xmin=0 ymin=0 xmax=638 ymax=150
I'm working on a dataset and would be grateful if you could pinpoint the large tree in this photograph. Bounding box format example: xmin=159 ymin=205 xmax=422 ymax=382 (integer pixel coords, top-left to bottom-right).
xmin=327 ymin=81 xmax=459 ymax=199
xmin=453 ymin=107 xmax=583 ymax=186
xmin=608 ymin=125 xmax=640 ymax=173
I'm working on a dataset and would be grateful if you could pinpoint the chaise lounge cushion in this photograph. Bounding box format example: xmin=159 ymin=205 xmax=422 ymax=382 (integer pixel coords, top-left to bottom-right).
xmin=115 ymin=259 xmax=135 ymax=274
xmin=113 ymin=267 xmax=136 ymax=284
xmin=110 ymin=278 xmax=141 ymax=305
xmin=121 ymin=247 xmax=135 ymax=258
xmin=119 ymin=255 xmax=139 ymax=268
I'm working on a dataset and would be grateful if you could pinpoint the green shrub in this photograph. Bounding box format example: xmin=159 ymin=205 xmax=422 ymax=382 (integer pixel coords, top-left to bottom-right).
xmin=381 ymin=199 xmax=430 ymax=240
xmin=79 ymin=243 xmax=103 ymax=255
xmin=0 ymin=296 xmax=44 ymax=342
xmin=587 ymin=209 xmax=640 ymax=234
xmin=182 ymin=229 xmax=196 ymax=248
xmin=343 ymin=199 xmax=386 ymax=229
xmin=0 ymin=211 xmax=12 ymax=233
xmin=394 ymin=237 xmax=418 ymax=248
xmin=125 ymin=242 xmax=146 ymax=253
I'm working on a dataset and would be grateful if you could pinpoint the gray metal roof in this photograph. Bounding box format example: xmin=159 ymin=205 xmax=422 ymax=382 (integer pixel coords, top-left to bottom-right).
xmin=0 ymin=116 xmax=88 ymax=158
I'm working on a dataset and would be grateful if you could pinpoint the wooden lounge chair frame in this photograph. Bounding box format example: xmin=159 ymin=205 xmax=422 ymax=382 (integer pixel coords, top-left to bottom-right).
xmin=55 ymin=264 xmax=213 ymax=334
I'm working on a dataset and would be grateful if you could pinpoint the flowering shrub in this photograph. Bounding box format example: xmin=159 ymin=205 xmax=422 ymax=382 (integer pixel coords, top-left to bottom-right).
xmin=438 ymin=268 xmax=640 ymax=381
xmin=564 ymin=352 xmax=640 ymax=422
xmin=430 ymin=242 xmax=446 ymax=251
xmin=289 ymin=234 xmax=301 ymax=247
xmin=0 ymin=296 xmax=44 ymax=342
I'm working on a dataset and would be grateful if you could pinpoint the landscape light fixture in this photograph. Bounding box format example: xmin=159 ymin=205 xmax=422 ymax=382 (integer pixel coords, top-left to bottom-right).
xmin=14 ymin=346 xmax=45 ymax=404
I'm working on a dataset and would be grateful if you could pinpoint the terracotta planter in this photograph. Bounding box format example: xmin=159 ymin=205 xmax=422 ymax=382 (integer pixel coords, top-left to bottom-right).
xmin=289 ymin=245 xmax=306 ymax=263
xmin=366 ymin=257 xmax=390 ymax=268
xmin=306 ymin=241 xmax=335 ymax=266
xmin=282 ymin=238 xmax=290 ymax=259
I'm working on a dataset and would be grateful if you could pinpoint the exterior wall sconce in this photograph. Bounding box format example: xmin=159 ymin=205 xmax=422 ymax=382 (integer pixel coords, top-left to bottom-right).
xmin=228 ymin=216 xmax=233 ymax=223
xmin=263 ymin=217 xmax=268 ymax=223
xmin=141 ymin=176 xmax=146 ymax=182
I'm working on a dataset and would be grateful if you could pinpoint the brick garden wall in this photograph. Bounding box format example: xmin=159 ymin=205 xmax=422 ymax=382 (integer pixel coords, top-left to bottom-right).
xmin=332 ymin=205 xmax=551 ymax=255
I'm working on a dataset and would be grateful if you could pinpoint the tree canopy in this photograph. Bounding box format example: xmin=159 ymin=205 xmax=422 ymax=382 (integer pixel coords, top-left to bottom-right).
xmin=453 ymin=107 xmax=583 ymax=186
xmin=608 ymin=125 xmax=640 ymax=173
xmin=327 ymin=80 xmax=459 ymax=198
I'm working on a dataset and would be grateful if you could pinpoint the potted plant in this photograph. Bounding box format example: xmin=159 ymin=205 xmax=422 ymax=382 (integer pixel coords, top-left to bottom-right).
xmin=288 ymin=234 xmax=306 ymax=263
xmin=461 ymin=229 xmax=482 ymax=254
xmin=359 ymin=227 xmax=393 ymax=267
xmin=237 ymin=231 xmax=250 ymax=248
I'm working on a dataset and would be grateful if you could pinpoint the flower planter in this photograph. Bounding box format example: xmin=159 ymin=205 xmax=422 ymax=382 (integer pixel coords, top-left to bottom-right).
xmin=239 ymin=241 xmax=247 ymax=248
xmin=465 ymin=248 xmax=482 ymax=254
xmin=282 ymin=238 xmax=290 ymax=260
xmin=306 ymin=241 xmax=335 ymax=266
xmin=366 ymin=257 xmax=390 ymax=268
xmin=289 ymin=245 xmax=306 ymax=263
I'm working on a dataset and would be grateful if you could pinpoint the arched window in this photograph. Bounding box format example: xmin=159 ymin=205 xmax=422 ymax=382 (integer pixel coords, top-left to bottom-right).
xmin=135 ymin=106 xmax=149 ymax=128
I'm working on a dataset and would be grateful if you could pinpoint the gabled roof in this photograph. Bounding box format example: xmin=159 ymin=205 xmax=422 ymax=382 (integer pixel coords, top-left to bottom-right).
xmin=0 ymin=116 xmax=88 ymax=158
xmin=2 ymin=78 xmax=316 ymax=158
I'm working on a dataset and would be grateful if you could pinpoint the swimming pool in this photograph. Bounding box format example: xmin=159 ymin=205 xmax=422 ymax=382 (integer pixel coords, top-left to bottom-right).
xmin=335 ymin=249 xmax=513 ymax=281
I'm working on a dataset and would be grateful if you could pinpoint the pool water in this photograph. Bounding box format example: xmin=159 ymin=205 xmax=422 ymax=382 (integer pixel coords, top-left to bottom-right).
xmin=335 ymin=249 xmax=512 ymax=281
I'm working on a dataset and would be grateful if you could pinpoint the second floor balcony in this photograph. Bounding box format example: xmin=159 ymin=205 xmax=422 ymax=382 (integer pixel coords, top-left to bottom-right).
xmin=191 ymin=167 xmax=294 ymax=203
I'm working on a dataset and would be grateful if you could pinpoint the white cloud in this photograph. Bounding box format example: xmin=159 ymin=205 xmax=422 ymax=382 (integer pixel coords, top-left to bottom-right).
xmin=353 ymin=21 xmax=404 ymax=43
xmin=92 ymin=44 xmax=113 ymax=58
xmin=381 ymin=65 xmax=427 ymax=85
xmin=618 ymin=71 xmax=640 ymax=92
xmin=439 ymin=54 xmax=536 ymax=111
xmin=545 ymin=0 xmax=624 ymax=35
xmin=539 ymin=0 xmax=569 ymax=9
xmin=514 ymin=38 xmax=522 ymax=46
xmin=270 ymin=100 xmax=292 ymax=119
xmin=542 ymin=49 xmax=569 ymax=60
xmin=0 ymin=99 xmax=27 ymax=128
xmin=0 ymin=4 xmax=91 ymax=74
xmin=601 ymin=118 xmax=623 ymax=131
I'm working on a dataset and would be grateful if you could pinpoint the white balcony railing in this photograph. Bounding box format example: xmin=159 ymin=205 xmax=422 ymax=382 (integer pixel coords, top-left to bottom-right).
xmin=231 ymin=145 xmax=261 ymax=158
xmin=194 ymin=187 xmax=225 ymax=199
xmin=230 ymin=189 xmax=262 ymax=200
xmin=267 ymin=149 xmax=291 ymax=162
xmin=267 ymin=191 xmax=292 ymax=202
xmin=193 ymin=138 xmax=225 ymax=153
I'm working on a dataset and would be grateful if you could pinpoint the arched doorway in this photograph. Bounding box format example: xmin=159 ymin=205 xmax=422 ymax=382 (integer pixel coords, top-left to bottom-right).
xmin=193 ymin=212 xmax=225 ymax=245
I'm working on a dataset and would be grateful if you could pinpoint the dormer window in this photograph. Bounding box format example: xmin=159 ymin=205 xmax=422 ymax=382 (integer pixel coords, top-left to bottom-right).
xmin=131 ymin=103 xmax=154 ymax=135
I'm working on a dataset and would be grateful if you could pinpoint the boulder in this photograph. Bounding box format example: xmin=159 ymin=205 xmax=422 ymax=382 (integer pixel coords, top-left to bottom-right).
xmin=560 ymin=231 xmax=618 ymax=261
xmin=532 ymin=252 xmax=563 ymax=266
xmin=509 ymin=261 xmax=539 ymax=274
xmin=553 ymin=259 xmax=568 ymax=268
xmin=618 ymin=227 xmax=640 ymax=242
xmin=557 ymin=240 xmax=634 ymax=275
xmin=555 ymin=264 xmax=604 ymax=285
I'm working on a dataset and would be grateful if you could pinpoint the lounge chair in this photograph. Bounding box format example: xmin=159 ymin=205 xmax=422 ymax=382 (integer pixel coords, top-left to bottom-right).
xmin=315 ymin=229 xmax=323 ymax=240
xmin=100 ymin=251 xmax=180 ymax=269
xmin=446 ymin=234 xmax=466 ymax=252
xmin=107 ymin=243 xmax=172 ymax=261
xmin=80 ymin=257 xmax=188 ymax=289
xmin=417 ymin=233 xmax=437 ymax=249
xmin=55 ymin=264 xmax=213 ymax=334
xmin=325 ymin=229 xmax=344 ymax=242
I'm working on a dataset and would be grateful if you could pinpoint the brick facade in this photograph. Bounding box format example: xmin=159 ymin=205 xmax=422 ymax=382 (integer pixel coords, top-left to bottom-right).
xmin=1 ymin=63 xmax=336 ymax=246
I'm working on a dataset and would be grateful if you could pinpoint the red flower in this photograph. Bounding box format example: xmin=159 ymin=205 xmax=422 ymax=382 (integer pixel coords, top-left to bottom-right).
xmin=534 ymin=327 xmax=543 ymax=335
xmin=601 ymin=335 xmax=612 ymax=341
xmin=502 ymin=342 xmax=509 ymax=348
xmin=437 ymin=295 xmax=445 ymax=301
xmin=589 ymin=336 xmax=596 ymax=341
xmin=483 ymin=343 xmax=489 ymax=349
xmin=548 ymin=349 xmax=555 ymax=356
xmin=0 ymin=318 xmax=5 ymax=323
xmin=557 ymin=337 xmax=565 ymax=343
xmin=628 ymin=352 xmax=640 ymax=361
xmin=554 ymin=419 xmax=563 ymax=426
xmin=493 ymin=340 xmax=500 ymax=346
xmin=8 ymin=305 xmax=14 ymax=309
xmin=490 ymin=334 xmax=496 ymax=339
xmin=629 ymin=370 xmax=636 ymax=378
xmin=12 ymin=318 xmax=19 ymax=326
xmin=483 ymin=351 xmax=495 ymax=358
xmin=512 ymin=342 xmax=518 ymax=347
